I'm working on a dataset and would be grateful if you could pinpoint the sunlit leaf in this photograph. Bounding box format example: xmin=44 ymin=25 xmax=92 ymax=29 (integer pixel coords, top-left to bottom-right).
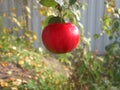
xmin=18 ymin=60 xmax=24 ymax=65
xmin=110 ymin=2 xmax=115 ymax=7
xmin=25 ymin=6 xmax=31 ymax=14
xmin=11 ymin=8 xmax=16 ymax=13
xmin=7 ymin=71 xmax=12 ymax=75
xmin=0 ymin=45 xmax=3 ymax=48
xmin=41 ymin=60 xmax=46 ymax=67
xmin=27 ymin=14 xmax=31 ymax=19
xmin=0 ymin=62 xmax=7 ymax=67
xmin=32 ymin=62 xmax=39 ymax=68
xmin=40 ymin=0 xmax=58 ymax=7
xmin=118 ymin=8 xmax=120 ymax=15
xmin=11 ymin=87 xmax=18 ymax=90
xmin=12 ymin=18 xmax=21 ymax=27
xmin=55 ymin=79 xmax=59 ymax=84
xmin=106 ymin=7 xmax=114 ymax=13
xmin=12 ymin=46 xmax=17 ymax=50
xmin=12 ymin=79 xmax=22 ymax=86
xmin=11 ymin=12 xmax=16 ymax=17
xmin=0 ymin=81 xmax=9 ymax=87
xmin=25 ymin=32 xmax=30 ymax=37
xmin=32 ymin=35 xmax=37 ymax=41
xmin=3 ymin=12 xmax=7 ymax=17
xmin=19 ymin=21 xmax=25 ymax=26
xmin=39 ymin=6 xmax=48 ymax=15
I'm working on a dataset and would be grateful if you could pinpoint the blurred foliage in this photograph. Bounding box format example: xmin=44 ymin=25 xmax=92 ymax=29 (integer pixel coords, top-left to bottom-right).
xmin=93 ymin=0 xmax=120 ymax=90
xmin=102 ymin=0 xmax=120 ymax=89
xmin=0 ymin=16 xmax=67 ymax=89
xmin=0 ymin=0 xmax=120 ymax=90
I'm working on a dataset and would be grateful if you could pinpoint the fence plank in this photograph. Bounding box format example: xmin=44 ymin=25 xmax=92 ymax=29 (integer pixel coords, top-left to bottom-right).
xmin=30 ymin=0 xmax=43 ymax=47
xmin=81 ymin=0 xmax=106 ymax=54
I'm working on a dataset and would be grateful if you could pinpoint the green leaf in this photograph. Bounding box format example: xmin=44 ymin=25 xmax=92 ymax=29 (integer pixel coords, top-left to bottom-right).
xmin=43 ymin=15 xmax=65 ymax=27
xmin=109 ymin=36 xmax=113 ymax=40
xmin=48 ymin=16 xmax=65 ymax=24
xmin=40 ymin=0 xmax=58 ymax=7
xmin=69 ymin=0 xmax=77 ymax=6
xmin=113 ymin=20 xmax=119 ymax=30
xmin=42 ymin=15 xmax=54 ymax=27
xmin=77 ymin=62 xmax=86 ymax=75
xmin=105 ymin=43 xmax=117 ymax=53
xmin=114 ymin=69 xmax=120 ymax=81
xmin=94 ymin=34 xmax=100 ymax=39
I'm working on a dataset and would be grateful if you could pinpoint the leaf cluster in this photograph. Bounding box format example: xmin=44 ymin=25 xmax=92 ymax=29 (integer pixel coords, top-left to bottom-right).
xmin=39 ymin=0 xmax=85 ymax=30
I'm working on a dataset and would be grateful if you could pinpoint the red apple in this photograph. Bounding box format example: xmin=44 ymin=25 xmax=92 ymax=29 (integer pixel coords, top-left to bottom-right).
xmin=42 ymin=23 xmax=80 ymax=53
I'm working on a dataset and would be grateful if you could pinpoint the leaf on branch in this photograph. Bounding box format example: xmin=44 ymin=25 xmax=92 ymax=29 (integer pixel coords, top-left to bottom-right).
xmin=42 ymin=15 xmax=65 ymax=27
xmin=48 ymin=16 xmax=65 ymax=24
xmin=94 ymin=34 xmax=100 ymax=39
xmin=113 ymin=20 xmax=119 ymax=30
xmin=25 ymin=6 xmax=31 ymax=14
xmin=69 ymin=0 xmax=77 ymax=6
xmin=39 ymin=0 xmax=58 ymax=7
